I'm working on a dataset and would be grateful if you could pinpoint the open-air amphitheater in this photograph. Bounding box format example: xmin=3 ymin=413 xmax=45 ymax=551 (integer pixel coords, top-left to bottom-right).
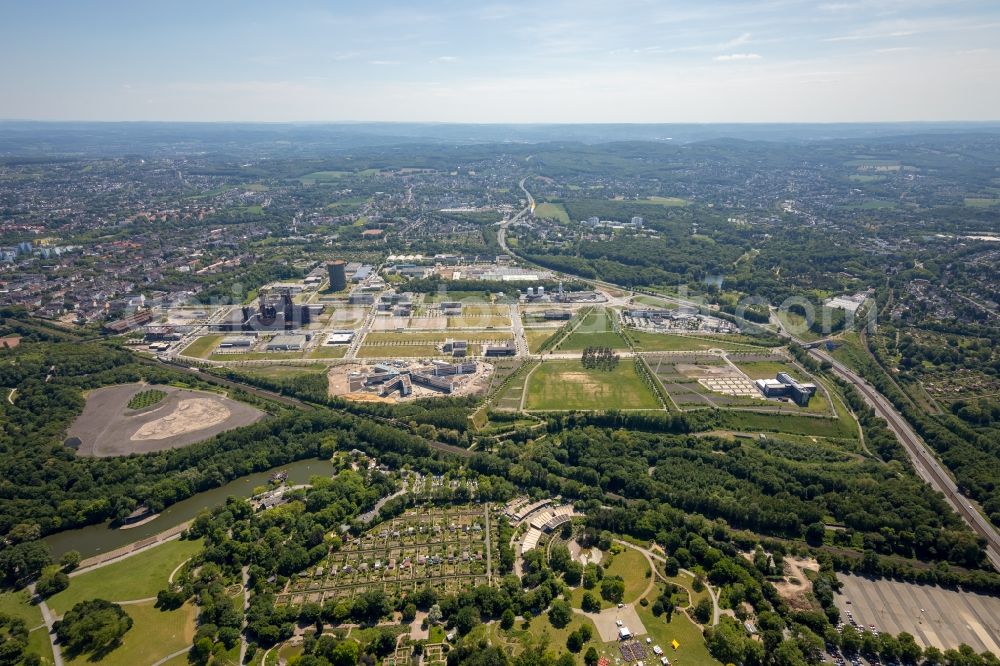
xmin=504 ymin=497 xmax=577 ymax=553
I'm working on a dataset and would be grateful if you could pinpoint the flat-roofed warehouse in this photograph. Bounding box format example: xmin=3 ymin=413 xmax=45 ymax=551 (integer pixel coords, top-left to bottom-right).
xmin=220 ymin=335 xmax=254 ymax=348
xmin=266 ymin=334 xmax=308 ymax=351
xmin=325 ymin=331 xmax=355 ymax=345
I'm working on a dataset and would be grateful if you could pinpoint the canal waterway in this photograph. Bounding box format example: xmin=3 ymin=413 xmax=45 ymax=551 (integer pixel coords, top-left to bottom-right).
xmin=44 ymin=458 xmax=336 ymax=558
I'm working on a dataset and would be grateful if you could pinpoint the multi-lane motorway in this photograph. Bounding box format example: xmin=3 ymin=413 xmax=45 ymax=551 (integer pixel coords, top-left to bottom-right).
xmin=804 ymin=340 xmax=1000 ymax=572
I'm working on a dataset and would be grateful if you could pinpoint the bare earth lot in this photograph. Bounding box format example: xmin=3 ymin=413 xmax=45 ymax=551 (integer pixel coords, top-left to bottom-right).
xmin=68 ymin=383 xmax=265 ymax=457
xmin=834 ymin=573 xmax=1000 ymax=654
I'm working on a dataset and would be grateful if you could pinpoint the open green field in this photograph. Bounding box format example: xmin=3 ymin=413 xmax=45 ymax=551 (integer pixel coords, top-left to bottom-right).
xmin=48 ymin=538 xmax=202 ymax=615
xmin=734 ymin=360 xmax=798 ymax=380
xmin=447 ymin=314 xmax=512 ymax=328
xmin=359 ymin=330 xmax=512 ymax=358
xmin=776 ymin=309 xmax=823 ymax=342
xmin=180 ymin=334 xmax=223 ymax=358
xmin=209 ymin=351 xmax=306 ymax=361
xmin=462 ymin=304 xmax=509 ymax=316
xmin=0 ymin=589 xmax=43 ymax=627
xmin=308 ymin=344 xmax=348 ymax=359
xmin=357 ymin=344 xmax=445 ymax=358
xmin=556 ymin=309 xmax=627 ymax=351
xmin=299 ymin=170 xmax=350 ymax=184
xmin=533 ymin=202 xmax=571 ymax=224
xmin=425 ymin=290 xmax=495 ymax=303
xmin=642 ymin=196 xmax=689 ymax=206
xmin=0 ymin=590 xmax=54 ymax=665
xmin=493 ymin=361 xmax=536 ymax=410
xmin=363 ymin=331 xmax=510 ymax=344
xmin=602 ymin=547 xmax=652 ymax=603
xmin=481 ymin=612 xmax=601 ymax=664
xmin=239 ymin=364 xmax=328 ymax=380
xmin=632 ymin=295 xmax=678 ymax=308
xmin=625 ymin=330 xmax=763 ymax=352
xmin=635 ymin=594 xmax=721 ymax=666
xmin=526 ymin=330 xmax=557 ymax=352
xmin=27 ymin=626 xmax=55 ymax=665
xmin=524 ymin=361 xmax=660 ymax=411
xmin=64 ymin=601 xmax=196 ymax=666
xmin=964 ymin=197 xmax=1000 ymax=207
xmin=711 ymin=409 xmax=854 ymax=439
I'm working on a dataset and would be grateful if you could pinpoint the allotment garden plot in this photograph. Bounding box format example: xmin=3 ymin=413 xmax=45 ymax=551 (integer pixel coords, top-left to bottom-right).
xmin=277 ymin=505 xmax=496 ymax=611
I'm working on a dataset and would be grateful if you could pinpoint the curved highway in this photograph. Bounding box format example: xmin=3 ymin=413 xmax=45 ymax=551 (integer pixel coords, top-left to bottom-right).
xmin=806 ymin=342 xmax=1000 ymax=572
xmin=503 ymin=177 xmax=1000 ymax=572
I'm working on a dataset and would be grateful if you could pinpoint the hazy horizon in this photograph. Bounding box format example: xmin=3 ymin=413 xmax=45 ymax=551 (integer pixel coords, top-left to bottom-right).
xmin=3 ymin=0 xmax=999 ymax=123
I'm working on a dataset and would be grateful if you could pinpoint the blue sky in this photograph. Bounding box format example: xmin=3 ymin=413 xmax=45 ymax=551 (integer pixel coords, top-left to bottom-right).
xmin=2 ymin=0 xmax=999 ymax=122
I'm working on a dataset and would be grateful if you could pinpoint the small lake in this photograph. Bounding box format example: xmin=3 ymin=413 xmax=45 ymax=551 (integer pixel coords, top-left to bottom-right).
xmin=44 ymin=458 xmax=335 ymax=558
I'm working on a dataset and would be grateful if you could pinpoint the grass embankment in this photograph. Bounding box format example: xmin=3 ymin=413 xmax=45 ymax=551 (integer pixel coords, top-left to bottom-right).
xmin=48 ymin=538 xmax=203 ymax=615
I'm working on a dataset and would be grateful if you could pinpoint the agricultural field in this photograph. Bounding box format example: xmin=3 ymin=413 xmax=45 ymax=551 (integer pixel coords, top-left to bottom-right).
xmin=276 ymin=506 xmax=496 ymax=611
xmin=964 ymin=197 xmax=1000 ymax=207
xmin=523 ymin=360 xmax=661 ymax=411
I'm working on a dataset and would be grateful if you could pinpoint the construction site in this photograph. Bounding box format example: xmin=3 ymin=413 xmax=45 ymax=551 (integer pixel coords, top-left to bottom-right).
xmin=327 ymin=359 xmax=495 ymax=402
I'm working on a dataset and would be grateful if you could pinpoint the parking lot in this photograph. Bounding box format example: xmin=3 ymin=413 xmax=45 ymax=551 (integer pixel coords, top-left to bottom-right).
xmin=834 ymin=573 xmax=1000 ymax=654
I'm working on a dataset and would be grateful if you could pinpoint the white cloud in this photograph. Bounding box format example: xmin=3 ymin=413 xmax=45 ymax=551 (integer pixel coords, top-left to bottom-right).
xmin=368 ymin=60 xmax=401 ymax=66
xmin=714 ymin=53 xmax=763 ymax=61
xmin=433 ymin=56 xmax=459 ymax=63
xmin=670 ymin=32 xmax=753 ymax=54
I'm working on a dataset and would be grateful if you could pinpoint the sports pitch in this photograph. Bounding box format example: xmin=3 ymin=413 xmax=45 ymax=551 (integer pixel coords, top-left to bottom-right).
xmin=524 ymin=360 xmax=660 ymax=411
